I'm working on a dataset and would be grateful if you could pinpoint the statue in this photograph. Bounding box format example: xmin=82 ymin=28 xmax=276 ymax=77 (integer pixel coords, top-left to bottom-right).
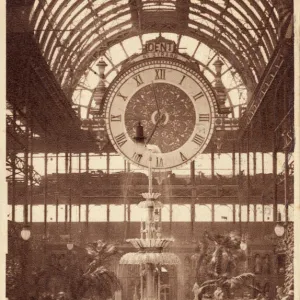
xmin=133 ymin=284 xmax=139 ymax=300
xmin=262 ymin=254 xmax=270 ymax=274
xmin=214 ymin=287 xmax=225 ymax=300
xmin=192 ymin=283 xmax=201 ymax=300
xmin=254 ymin=254 xmax=262 ymax=274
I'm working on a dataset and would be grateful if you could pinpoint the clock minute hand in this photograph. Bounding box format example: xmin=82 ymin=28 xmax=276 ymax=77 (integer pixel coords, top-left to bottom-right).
xmin=146 ymin=114 xmax=164 ymax=145
xmin=151 ymin=82 xmax=160 ymax=115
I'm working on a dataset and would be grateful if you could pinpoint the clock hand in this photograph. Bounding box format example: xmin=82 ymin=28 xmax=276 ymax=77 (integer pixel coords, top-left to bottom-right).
xmin=151 ymin=82 xmax=160 ymax=116
xmin=146 ymin=114 xmax=164 ymax=145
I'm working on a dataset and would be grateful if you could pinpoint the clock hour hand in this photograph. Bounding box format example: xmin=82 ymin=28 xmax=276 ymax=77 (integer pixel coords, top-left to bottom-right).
xmin=151 ymin=82 xmax=160 ymax=116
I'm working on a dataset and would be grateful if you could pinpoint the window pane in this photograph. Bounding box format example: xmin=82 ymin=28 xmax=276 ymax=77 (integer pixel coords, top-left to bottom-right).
xmin=89 ymin=205 xmax=107 ymax=222
xmin=288 ymin=204 xmax=294 ymax=222
xmin=195 ymin=204 xmax=212 ymax=221
xmin=47 ymin=205 xmax=56 ymax=222
xmin=249 ymin=204 xmax=255 ymax=222
xmin=277 ymin=204 xmax=286 ymax=222
xmin=214 ymin=205 xmax=233 ymax=222
xmin=256 ymin=204 xmax=263 ymax=221
xmin=109 ymin=205 xmax=124 ymax=222
xmin=130 ymin=204 xmax=142 ymax=222
xmin=161 ymin=204 xmax=170 ymax=222
xmin=241 ymin=205 xmax=248 ymax=222
xmin=80 ymin=205 xmax=87 ymax=222
xmin=58 ymin=205 xmax=67 ymax=222
xmin=235 ymin=204 xmax=240 ymax=222
xmin=71 ymin=205 xmax=80 ymax=222
xmin=32 ymin=205 xmax=44 ymax=222
xmin=172 ymin=205 xmax=191 ymax=222
xmin=264 ymin=205 xmax=273 ymax=222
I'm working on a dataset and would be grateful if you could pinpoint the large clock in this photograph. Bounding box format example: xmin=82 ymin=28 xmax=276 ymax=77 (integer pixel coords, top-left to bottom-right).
xmin=104 ymin=58 xmax=217 ymax=170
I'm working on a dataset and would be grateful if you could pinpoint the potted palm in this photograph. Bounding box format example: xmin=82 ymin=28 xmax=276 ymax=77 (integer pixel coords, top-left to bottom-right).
xmin=192 ymin=231 xmax=255 ymax=299
xmin=70 ymin=240 xmax=121 ymax=300
xmin=26 ymin=239 xmax=121 ymax=300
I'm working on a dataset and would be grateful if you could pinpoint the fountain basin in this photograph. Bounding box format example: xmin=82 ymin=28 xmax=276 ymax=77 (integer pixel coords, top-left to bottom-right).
xmin=119 ymin=252 xmax=180 ymax=265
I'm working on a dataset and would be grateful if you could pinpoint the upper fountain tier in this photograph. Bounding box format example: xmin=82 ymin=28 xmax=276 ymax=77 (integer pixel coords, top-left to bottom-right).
xmin=127 ymin=238 xmax=174 ymax=252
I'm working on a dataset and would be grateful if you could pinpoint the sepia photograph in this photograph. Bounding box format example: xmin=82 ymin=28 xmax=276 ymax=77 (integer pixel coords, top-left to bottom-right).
xmin=2 ymin=1 xmax=299 ymax=300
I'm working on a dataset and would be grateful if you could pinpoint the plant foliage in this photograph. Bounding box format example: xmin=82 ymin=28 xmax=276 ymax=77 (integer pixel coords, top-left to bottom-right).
xmin=192 ymin=231 xmax=255 ymax=299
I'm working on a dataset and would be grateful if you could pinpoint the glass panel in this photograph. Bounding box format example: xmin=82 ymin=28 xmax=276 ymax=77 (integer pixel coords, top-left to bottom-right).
xmin=109 ymin=204 xmax=124 ymax=222
xmin=89 ymin=205 xmax=107 ymax=221
xmin=249 ymin=204 xmax=255 ymax=222
xmin=256 ymin=204 xmax=263 ymax=221
xmin=161 ymin=204 xmax=170 ymax=222
xmin=194 ymin=43 xmax=216 ymax=64
xmin=241 ymin=205 xmax=248 ymax=222
xmin=195 ymin=153 xmax=212 ymax=176
xmin=58 ymin=205 xmax=67 ymax=222
xmin=107 ymin=43 xmax=127 ymax=65
xmin=142 ymin=33 xmax=160 ymax=44
xmin=161 ymin=32 xmax=178 ymax=42
xmin=32 ymin=205 xmax=44 ymax=222
xmin=89 ymin=154 xmax=108 ymax=172
xmin=288 ymin=204 xmax=294 ymax=222
xmin=47 ymin=205 xmax=56 ymax=222
xmin=130 ymin=204 xmax=142 ymax=222
xmin=106 ymin=70 xmax=118 ymax=83
xmin=109 ymin=156 xmax=126 ymax=173
xmin=106 ymin=24 xmax=132 ymax=39
xmin=80 ymin=205 xmax=87 ymax=222
xmin=264 ymin=204 xmax=273 ymax=222
xmin=277 ymin=204 xmax=286 ymax=222
xmin=122 ymin=37 xmax=142 ymax=57
xmin=214 ymin=205 xmax=233 ymax=222
xmin=179 ymin=36 xmax=199 ymax=57
xmin=71 ymin=205 xmax=80 ymax=222
xmin=260 ymin=45 xmax=269 ymax=64
xmin=214 ymin=154 xmax=233 ymax=176
xmin=235 ymin=204 xmax=240 ymax=222
xmin=172 ymin=204 xmax=191 ymax=222
xmin=195 ymin=204 xmax=212 ymax=221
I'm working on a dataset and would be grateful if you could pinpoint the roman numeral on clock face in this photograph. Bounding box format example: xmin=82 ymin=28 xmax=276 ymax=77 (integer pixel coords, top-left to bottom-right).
xmin=110 ymin=115 xmax=121 ymax=122
xmin=155 ymin=68 xmax=166 ymax=80
xmin=193 ymin=91 xmax=204 ymax=101
xmin=114 ymin=132 xmax=127 ymax=147
xmin=133 ymin=74 xmax=144 ymax=86
xmin=179 ymin=75 xmax=186 ymax=85
xmin=132 ymin=152 xmax=143 ymax=163
xmin=192 ymin=134 xmax=205 ymax=146
xmin=199 ymin=114 xmax=210 ymax=122
xmin=156 ymin=157 xmax=164 ymax=167
xmin=180 ymin=152 xmax=187 ymax=162
xmin=117 ymin=92 xmax=128 ymax=102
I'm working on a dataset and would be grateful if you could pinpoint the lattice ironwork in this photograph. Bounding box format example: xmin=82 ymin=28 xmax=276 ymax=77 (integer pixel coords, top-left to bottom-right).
xmin=6 ymin=154 xmax=42 ymax=185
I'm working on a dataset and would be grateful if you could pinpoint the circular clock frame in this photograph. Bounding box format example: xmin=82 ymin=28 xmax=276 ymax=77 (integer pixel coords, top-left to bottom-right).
xmin=104 ymin=58 xmax=218 ymax=171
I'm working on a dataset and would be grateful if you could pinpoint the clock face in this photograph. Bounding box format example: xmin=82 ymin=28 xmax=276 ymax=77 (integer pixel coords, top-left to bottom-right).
xmin=104 ymin=58 xmax=217 ymax=170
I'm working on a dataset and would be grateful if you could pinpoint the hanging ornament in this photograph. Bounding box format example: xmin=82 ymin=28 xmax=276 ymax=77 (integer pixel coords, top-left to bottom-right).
xmin=213 ymin=58 xmax=231 ymax=115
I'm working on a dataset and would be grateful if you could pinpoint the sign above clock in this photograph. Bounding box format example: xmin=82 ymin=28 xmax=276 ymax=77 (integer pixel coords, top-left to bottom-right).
xmin=143 ymin=36 xmax=177 ymax=53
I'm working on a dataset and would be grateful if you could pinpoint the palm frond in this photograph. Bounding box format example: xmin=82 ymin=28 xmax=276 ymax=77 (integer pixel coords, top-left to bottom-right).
xmin=224 ymin=273 xmax=255 ymax=289
xmin=85 ymin=245 xmax=98 ymax=257
xmin=246 ymin=284 xmax=263 ymax=293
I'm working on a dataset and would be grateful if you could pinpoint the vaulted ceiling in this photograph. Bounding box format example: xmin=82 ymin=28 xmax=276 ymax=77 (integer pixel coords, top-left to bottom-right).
xmin=28 ymin=0 xmax=292 ymax=97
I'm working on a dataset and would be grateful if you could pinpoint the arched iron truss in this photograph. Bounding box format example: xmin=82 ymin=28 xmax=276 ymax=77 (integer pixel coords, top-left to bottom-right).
xmin=29 ymin=0 xmax=290 ymax=101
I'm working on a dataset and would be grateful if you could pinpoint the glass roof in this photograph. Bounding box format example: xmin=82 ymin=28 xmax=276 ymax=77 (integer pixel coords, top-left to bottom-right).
xmin=29 ymin=0 xmax=285 ymax=122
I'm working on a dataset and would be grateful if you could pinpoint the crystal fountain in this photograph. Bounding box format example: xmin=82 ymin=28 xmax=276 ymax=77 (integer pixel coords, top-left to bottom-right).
xmin=120 ymin=139 xmax=180 ymax=300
